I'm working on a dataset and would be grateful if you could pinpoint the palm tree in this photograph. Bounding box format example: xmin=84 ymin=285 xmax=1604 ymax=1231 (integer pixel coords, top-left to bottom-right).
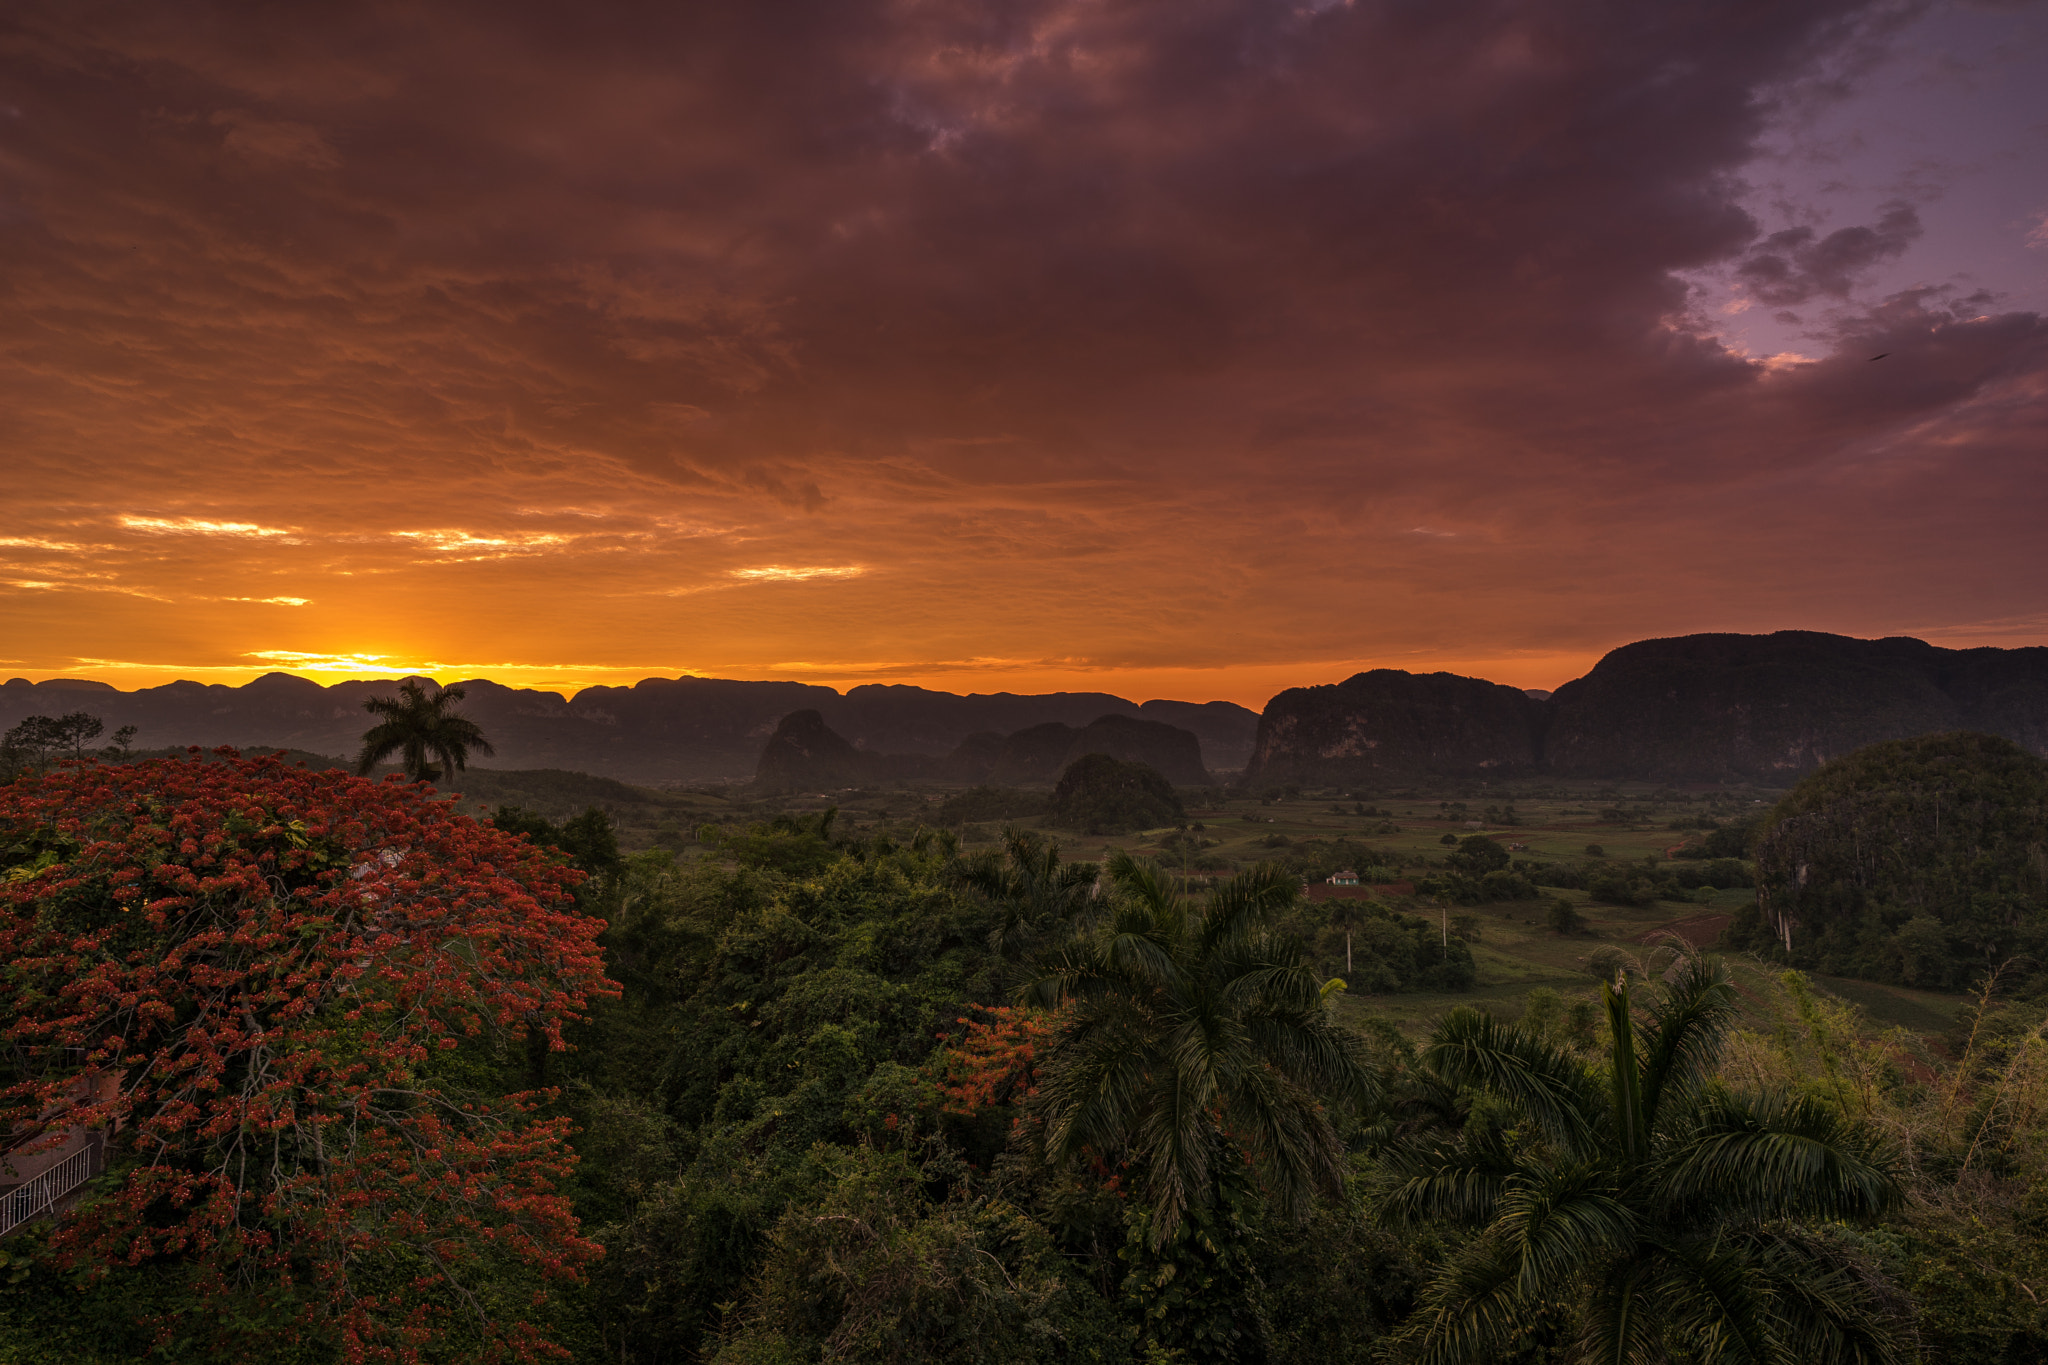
xmin=1381 ymin=957 xmax=1912 ymax=1364
xmin=1023 ymin=852 xmax=1371 ymax=1246
xmin=956 ymin=826 xmax=1101 ymax=974
xmin=355 ymin=679 xmax=494 ymax=784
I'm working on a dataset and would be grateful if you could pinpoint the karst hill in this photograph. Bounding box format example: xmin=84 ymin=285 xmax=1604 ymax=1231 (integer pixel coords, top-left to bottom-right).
xmin=1243 ymin=631 xmax=2048 ymax=785
xmin=752 ymin=710 xmax=1210 ymax=793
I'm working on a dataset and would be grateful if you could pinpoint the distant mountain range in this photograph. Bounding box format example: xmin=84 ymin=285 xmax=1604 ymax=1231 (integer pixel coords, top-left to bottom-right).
xmin=5 ymin=631 xmax=2044 ymax=787
xmin=0 ymin=672 xmax=1259 ymax=784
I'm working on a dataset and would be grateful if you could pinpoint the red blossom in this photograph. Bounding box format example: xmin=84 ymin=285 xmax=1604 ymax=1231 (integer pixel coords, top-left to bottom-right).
xmin=935 ymin=1005 xmax=1053 ymax=1117
xmin=0 ymin=751 xmax=619 ymax=1363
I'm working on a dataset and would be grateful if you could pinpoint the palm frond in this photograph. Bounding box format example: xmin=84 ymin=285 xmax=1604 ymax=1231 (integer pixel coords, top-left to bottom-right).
xmin=1217 ymin=960 xmax=1322 ymax=1016
xmin=1195 ymin=861 xmax=1297 ymax=956
xmin=1395 ymin=1226 xmax=1554 ymax=1365
xmin=1639 ymin=954 xmax=1739 ymax=1137
xmin=1572 ymin=1259 xmax=1663 ymax=1365
xmin=354 ymin=721 xmax=412 ymax=776
xmin=1657 ymin=1090 xmax=1900 ymax=1222
xmin=1606 ymin=977 xmax=1649 ymax=1167
xmin=1038 ymin=1015 xmax=1153 ymax=1161
xmin=1100 ymin=929 xmax=1180 ymax=992
xmin=1493 ymin=1160 xmax=1635 ymax=1299
xmin=1105 ymin=849 xmax=1178 ymax=920
xmin=1643 ymin=1232 xmax=1777 ymax=1365
xmin=1424 ymin=1007 xmax=1601 ymax=1156
xmin=1240 ymin=1009 xmax=1374 ymax=1108
xmin=1397 ymin=954 xmax=1911 ymax=1363
xmin=1746 ymin=1221 xmax=1917 ymax=1365
xmin=1379 ymin=1145 xmax=1517 ymax=1227
xmin=1027 ymin=845 xmax=1363 ymax=1248
xmin=1217 ymin=1060 xmax=1343 ymax=1223
xmin=353 ymin=679 xmax=492 ymax=781
xmin=1136 ymin=1064 xmax=1216 ymax=1244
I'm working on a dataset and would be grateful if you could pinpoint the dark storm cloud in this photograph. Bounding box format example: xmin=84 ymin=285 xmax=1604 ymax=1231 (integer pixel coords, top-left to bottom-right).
xmin=1735 ymin=202 xmax=1924 ymax=305
xmin=0 ymin=0 xmax=2042 ymax=697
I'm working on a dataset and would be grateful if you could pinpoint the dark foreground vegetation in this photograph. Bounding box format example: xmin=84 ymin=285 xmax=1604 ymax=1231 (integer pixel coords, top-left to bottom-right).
xmin=1 ymin=725 xmax=2047 ymax=1362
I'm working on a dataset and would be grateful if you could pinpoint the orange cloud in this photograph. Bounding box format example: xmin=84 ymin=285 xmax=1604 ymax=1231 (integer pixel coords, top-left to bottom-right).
xmin=119 ymin=516 xmax=297 ymax=539
xmin=0 ymin=0 xmax=2041 ymax=710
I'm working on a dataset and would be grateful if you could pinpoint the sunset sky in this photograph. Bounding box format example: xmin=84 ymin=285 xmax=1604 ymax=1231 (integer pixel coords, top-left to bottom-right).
xmin=3 ymin=0 xmax=2045 ymax=708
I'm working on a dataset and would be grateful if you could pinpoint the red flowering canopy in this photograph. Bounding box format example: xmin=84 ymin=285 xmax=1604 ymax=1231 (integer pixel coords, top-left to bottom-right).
xmin=0 ymin=751 xmax=616 ymax=1362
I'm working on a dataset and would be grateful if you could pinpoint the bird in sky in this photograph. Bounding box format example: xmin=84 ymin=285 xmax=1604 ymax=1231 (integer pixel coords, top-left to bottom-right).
xmin=1868 ymin=353 xmax=1890 ymax=361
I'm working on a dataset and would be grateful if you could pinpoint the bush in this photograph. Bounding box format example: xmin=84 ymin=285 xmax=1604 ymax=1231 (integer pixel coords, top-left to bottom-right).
xmin=1702 ymin=822 xmax=1757 ymax=859
xmin=1586 ymin=947 xmax=1628 ymax=981
xmin=1479 ymin=869 xmax=1539 ymax=902
xmin=1547 ymin=898 xmax=1585 ymax=935
xmin=1668 ymin=857 xmax=1752 ymax=891
xmin=1586 ymin=865 xmax=1661 ymax=907
xmin=708 ymin=1146 xmax=1121 ymax=1364
xmin=1446 ymin=835 xmax=1510 ymax=875
xmin=1415 ymin=868 xmax=1537 ymax=906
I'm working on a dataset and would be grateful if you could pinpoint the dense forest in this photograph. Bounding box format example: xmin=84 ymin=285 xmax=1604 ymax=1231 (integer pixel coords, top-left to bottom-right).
xmin=3 ymin=741 xmax=2048 ymax=1362
xmin=1728 ymin=732 xmax=2048 ymax=989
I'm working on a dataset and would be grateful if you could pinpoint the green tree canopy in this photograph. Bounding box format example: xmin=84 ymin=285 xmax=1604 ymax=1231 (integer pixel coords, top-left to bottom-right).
xmin=956 ymin=826 xmax=1099 ymax=975
xmin=1382 ymin=956 xmax=1910 ymax=1364
xmin=1025 ymin=852 xmax=1369 ymax=1245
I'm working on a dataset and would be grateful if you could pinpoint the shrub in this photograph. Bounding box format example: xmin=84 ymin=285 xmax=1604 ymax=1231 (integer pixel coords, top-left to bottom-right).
xmin=1586 ymin=866 xmax=1660 ymax=907
xmin=1479 ymin=869 xmax=1539 ymax=902
xmin=1547 ymin=898 xmax=1585 ymax=936
xmin=1446 ymin=835 xmax=1510 ymax=875
xmin=1586 ymin=947 xmax=1628 ymax=980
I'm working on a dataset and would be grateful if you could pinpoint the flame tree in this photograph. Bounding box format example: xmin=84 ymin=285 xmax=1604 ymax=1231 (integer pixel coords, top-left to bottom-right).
xmin=0 ymin=751 xmax=616 ymax=1363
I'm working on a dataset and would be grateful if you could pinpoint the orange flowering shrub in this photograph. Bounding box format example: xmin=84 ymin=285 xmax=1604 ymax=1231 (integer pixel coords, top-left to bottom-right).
xmin=936 ymin=1006 xmax=1053 ymax=1117
xmin=0 ymin=751 xmax=617 ymax=1362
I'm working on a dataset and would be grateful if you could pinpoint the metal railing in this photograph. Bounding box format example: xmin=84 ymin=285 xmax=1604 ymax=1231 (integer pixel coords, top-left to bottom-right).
xmin=0 ymin=1140 xmax=104 ymax=1238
